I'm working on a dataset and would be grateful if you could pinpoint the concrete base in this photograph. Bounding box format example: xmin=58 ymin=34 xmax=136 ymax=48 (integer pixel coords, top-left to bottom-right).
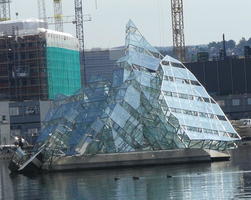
xmin=205 ymin=149 xmax=230 ymax=161
xmin=42 ymin=148 xmax=230 ymax=172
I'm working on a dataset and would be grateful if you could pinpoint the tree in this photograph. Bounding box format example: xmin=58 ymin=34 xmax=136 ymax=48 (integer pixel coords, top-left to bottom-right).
xmin=226 ymin=40 xmax=236 ymax=49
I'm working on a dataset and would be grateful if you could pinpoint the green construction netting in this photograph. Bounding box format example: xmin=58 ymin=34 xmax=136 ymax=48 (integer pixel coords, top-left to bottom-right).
xmin=46 ymin=47 xmax=81 ymax=99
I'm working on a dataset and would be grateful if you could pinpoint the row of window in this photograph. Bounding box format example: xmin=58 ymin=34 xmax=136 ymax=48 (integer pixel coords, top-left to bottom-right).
xmin=9 ymin=106 xmax=39 ymax=116
xmin=161 ymin=60 xmax=185 ymax=69
xmin=164 ymin=76 xmax=201 ymax=86
xmin=162 ymin=90 xmax=216 ymax=104
xmin=169 ymin=107 xmax=227 ymax=121
xmin=10 ymin=128 xmax=39 ymax=136
xmin=182 ymin=125 xmax=235 ymax=137
xmin=217 ymin=98 xmax=251 ymax=107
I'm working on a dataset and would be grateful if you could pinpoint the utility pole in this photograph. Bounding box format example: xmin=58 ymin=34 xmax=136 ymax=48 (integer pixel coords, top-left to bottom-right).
xmin=171 ymin=0 xmax=186 ymax=62
xmin=0 ymin=0 xmax=11 ymax=22
xmin=53 ymin=0 xmax=63 ymax=32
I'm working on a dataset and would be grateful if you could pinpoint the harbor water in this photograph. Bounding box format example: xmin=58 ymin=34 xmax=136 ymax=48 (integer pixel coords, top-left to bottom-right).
xmin=1 ymin=146 xmax=251 ymax=200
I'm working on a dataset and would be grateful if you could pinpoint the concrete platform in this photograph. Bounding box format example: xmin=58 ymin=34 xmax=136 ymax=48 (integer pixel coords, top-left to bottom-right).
xmin=205 ymin=149 xmax=230 ymax=161
xmin=42 ymin=148 xmax=230 ymax=172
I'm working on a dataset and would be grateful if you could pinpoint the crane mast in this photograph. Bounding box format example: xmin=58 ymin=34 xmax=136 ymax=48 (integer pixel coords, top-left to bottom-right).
xmin=0 ymin=0 xmax=11 ymax=22
xmin=37 ymin=0 xmax=47 ymax=25
xmin=74 ymin=0 xmax=84 ymax=51
xmin=74 ymin=0 xmax=86 ymax=85
xmin=53 ymin=0 xmax=63 ymax=32
xmin=171 ymin=0 xmax=186 ymax=62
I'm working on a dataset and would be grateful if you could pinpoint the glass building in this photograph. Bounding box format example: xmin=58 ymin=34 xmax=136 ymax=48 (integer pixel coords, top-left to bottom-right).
xmin=36 ymin=20 xmax=240 ymax=158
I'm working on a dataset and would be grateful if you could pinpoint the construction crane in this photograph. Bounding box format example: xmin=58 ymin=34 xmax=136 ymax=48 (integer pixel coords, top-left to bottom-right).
xmin=37 ymin=0 xmax=47 ymax=22
xmin=46 ymin=14 xmax=91 ymax=26
xmin=171 ymin=0 xmax=186 ymax=62
xmin=0 ymin=0 xmax=11 ymax=22
xmin=53 ymin=0 xmax=63 ymax=32
xmin=74 ymin=0 xmax=84 ymax=51
xmin=37 ymin=0 xmax=47 ymax=25
xmin=74 ymin=0 xmax=86 ymax=85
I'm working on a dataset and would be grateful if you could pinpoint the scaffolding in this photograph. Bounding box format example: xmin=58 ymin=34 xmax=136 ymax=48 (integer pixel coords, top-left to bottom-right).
xmin=0 ymin=34 xmax=48 ymax=100
xmin=0 ymin=21 xmax=81 ymax=101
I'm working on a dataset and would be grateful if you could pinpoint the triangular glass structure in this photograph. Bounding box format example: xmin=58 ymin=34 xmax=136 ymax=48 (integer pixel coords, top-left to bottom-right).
xmin=35 ymin=20 xmax=240 ymax=158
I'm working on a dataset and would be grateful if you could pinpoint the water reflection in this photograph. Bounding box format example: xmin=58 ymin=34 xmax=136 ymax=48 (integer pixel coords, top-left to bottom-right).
xmin=1 ymin=147 xmax=251 ymax=200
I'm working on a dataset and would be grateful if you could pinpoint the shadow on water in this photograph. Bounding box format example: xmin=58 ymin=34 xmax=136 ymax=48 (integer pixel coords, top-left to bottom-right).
xmin=1 ymin=146 xmax=251 ymax=200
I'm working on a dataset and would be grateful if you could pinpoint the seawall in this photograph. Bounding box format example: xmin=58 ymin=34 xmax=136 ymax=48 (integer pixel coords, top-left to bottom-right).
xmin=42 ymin=149 xmax=230 ymax=172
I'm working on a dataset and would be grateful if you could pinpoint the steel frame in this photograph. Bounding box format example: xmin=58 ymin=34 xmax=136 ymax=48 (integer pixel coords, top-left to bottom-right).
xmin=37 ymin=0 xmax=47 ymax=25
xmin=53 ymin=0 xmax=63 ymax=32
xmin=171 ymin=0 xmax=186 ymax=62
xmin=0 ymin=0 xmax=10 ymax=21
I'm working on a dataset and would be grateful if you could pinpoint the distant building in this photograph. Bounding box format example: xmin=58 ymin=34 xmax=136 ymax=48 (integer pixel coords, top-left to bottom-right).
xmin=0 ymin=19 xmax=81 ymax=101
xmin=197 ymin=52 xmax=209 ymax=62
xmin=84 ymin=47 xmax=124 ymax=84
xmin=186 ymin=57 xmax=251 ymax=119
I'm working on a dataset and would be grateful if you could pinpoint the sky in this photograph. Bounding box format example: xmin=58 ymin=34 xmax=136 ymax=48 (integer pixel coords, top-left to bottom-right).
xmin=11 ymin=0 xmax=251 ymax=49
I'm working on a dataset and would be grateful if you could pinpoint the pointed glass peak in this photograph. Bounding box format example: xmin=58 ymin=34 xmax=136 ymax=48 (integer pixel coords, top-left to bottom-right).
xmin=126 ymin=19 xmax=137 ymax=30
xmin=125 ymin=20 xmax=162 ymax=59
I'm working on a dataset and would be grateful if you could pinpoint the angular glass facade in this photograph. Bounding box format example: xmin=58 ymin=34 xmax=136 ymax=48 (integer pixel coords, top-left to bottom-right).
xmin=36 ymin=20 xmax=240 ymax=158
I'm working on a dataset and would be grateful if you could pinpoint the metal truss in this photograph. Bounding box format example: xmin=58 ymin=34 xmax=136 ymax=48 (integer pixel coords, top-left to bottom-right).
xmin=0 ymin=0 xmax=10 ymax=21
xmin=171 ymin=0 xmax=186 ymax=62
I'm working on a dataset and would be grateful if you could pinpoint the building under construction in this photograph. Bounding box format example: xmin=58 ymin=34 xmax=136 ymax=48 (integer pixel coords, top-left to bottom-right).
xmin=0 ymin=19 xmax=81 ymax=101
xmin=0 ymin=19 xmax=82 ymax=145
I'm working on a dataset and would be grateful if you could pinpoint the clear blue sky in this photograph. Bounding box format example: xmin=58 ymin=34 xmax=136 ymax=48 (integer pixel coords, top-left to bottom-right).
xmin=12 ymin=0 xmax=251 ymax=49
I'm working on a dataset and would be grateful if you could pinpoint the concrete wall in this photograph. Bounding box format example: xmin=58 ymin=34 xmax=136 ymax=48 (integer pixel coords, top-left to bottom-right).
xmin=39 ymin=100 xmax=53 ymax=129
xmin=42 ymin=149 xmax=212 ymax=171
xmin=0 ymin=101 xmax=10 ymax=145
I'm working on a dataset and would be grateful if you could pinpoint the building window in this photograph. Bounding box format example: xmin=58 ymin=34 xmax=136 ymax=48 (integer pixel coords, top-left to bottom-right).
xmin=1 ymin=115 xmax=7 ymax=123
xmin=217 ymin=100 xmax=225 ymax=107
xmin=232 ymin=99 xmax=240 ymax=106
xmin=25 ymin=106 xmax=39 ymax=115
xmin=247 ymin=98 xmax=251 ymax=105
xmin=10 ymin=129 xmax=21 ymax=136
xmin=27 ymin=128 xmax=39 ymax=137
xmin=9 ymin=107 xmax=19 ymax=116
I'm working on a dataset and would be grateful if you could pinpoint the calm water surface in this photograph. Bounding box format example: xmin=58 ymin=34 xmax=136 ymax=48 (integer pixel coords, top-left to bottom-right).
xmin=1 ymin=146 xmax=251 ymax=200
